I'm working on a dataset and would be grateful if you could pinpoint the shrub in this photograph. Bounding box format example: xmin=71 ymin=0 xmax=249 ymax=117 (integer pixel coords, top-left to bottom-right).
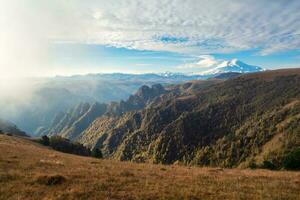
xmin=283 ymin=148 xmax=300 ymax=170
xmin=248 ymin=159 xmax=257 ymax=169
xmin=36 ymin=175 xmax=66 ymax=185
xmin=91 ymin=148 xmax=103 ymax=159
xmin=120 ymin=171 xmax=134 ymax=177
xmin=40 ymin=135 xmax=50 ymax=146
xmin=49 ymin=136 xmax=90 ymax=156
xmin=261 ymin=160 xmax=276 ymax=170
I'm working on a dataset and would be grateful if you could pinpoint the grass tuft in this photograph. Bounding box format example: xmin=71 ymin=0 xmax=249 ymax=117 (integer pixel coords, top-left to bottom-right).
xmin=120 ymin=170 xmax=135 ymax=177
xmin=35 ymin=174 xmax=66 ymax=186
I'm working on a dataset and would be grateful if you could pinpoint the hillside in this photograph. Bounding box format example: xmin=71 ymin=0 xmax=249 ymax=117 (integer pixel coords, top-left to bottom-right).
xmin=1 ymin=72 xmax=214 ymax=135
xmin=1 ymin=134 xmax=300 ymax=200
xmin=38 ymin=83 xmax=170 ymax=138
xmin=1 ymin=70 xmax=262 ymax=135
xmin=43 ymin=69 xmax=300 ymax=169
xmin=0 ymin=119 xmax=28 ymax=137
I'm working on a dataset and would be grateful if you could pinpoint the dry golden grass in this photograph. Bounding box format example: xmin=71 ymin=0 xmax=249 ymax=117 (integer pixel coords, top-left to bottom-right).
xmin=0 ymin=135 xmax=299 ymax=200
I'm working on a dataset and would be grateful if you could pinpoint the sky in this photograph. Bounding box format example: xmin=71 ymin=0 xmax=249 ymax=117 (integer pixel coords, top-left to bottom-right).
xmin=0 ymin=0 xmax=300 ymax=78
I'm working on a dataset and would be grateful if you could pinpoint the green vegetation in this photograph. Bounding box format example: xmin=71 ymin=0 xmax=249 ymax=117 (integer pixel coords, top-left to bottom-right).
xmin=37 ymin=135 xmax=105 ymax=158
xmin=283 ymin=148 xmax=300 ymax=170
xmin=91 ymin=71 xmax=300 ymax=170
xmin=35 ymin=69 xmax=300 ymax=170
xmin=49 ymin=136 xmax=91 ymax=156
xmin=40 ymin=135 xmax=50 ymax=146
xmin=91 ymin=147 xmax=103 ymax=158
xmin=38 ymin=135 xmax=91 ymax=156
xmin=261 ymin=160 xmax=276 ymax=170
xmin=38 ymin=84 xmax=166 ymax=140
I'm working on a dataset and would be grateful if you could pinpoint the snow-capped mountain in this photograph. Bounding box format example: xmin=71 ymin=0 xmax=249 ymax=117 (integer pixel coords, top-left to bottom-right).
xmin=158 ymin=71 xmax=185 ymax=77
xmin=199 ymin=59 xmax=264 ymax=75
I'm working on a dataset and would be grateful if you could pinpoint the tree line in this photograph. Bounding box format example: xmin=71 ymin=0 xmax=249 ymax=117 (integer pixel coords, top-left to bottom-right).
xmin=38 ymin=135 xmax=103 ymax=159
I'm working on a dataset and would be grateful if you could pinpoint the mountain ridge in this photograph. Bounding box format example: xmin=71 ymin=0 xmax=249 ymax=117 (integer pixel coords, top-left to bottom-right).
xmin=37 ymin=83 xmax=168 ymax=140
xmin=41 ymin=68 xmax=300 ymax=169
xmin=2 ymin=60 xmax=265 ymax=135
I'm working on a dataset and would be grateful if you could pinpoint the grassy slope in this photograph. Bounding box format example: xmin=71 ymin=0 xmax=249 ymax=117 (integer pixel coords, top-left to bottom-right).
xmin=0 ymin=135 xmax=299 ymax=200
xmin=80 ymin=69 xmax=300 ymax=167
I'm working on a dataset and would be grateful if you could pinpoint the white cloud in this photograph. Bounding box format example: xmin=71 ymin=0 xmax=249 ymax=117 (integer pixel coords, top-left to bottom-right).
xmin=178 ymin=55 xmax=221 ymax=69
xmin=44 ymin=0 xmax=300 ymax=55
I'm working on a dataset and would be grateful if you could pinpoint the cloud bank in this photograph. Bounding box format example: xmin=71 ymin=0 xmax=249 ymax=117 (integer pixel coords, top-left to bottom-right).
xmin=179 ymin=55 xmax=221 ymax=69
xmin=40 ymin=0 xmax=300 ymax=55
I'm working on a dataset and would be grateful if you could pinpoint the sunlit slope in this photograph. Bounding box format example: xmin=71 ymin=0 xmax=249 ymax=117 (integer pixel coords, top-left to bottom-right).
xmin=54 ymin=69 xmax=300 ymax=168
xmin=1 ymin=134 xmax=300 ymax=200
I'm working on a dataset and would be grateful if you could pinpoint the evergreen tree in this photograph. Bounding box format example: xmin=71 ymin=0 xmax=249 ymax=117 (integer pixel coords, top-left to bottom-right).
xmin=41 ymin=135 xmax=50 ymax=146
xmin=91 ymin=148 xmax=103 ymax=159
xmin=283 ymin=148 xmax=300 ymax=170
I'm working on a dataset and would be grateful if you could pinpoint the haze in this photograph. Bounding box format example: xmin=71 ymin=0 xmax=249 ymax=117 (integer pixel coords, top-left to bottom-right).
xmin=0 ymin=0 xmax=300 ymax=131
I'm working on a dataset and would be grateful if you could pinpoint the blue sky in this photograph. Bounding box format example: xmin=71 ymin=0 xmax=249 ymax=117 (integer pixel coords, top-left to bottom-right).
xmin=49 ymin=44 xmax=194 ymax=74
xmin=49 ymin=43 xmax=300 ymax=74
xmin=1 ymin=0 xmax=300 ymax=77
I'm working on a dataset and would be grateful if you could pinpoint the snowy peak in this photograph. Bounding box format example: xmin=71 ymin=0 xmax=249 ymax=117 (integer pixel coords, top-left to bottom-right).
xmin=158 ymin=71 xmax=184 ymax=77
xmin=201 ymin=59 xmax=264 ymax=75
xmin=218 ymin=58 xmax=239 ymax=68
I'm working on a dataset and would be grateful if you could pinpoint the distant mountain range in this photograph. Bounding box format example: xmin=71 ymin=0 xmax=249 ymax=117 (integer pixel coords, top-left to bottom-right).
xmin=0 ymin=59 xmax=263 ymax=135
xmin=64 ymin=59 xmax=264 ymax=80
xmin=38 ymin=68 xmax=300 ymax=169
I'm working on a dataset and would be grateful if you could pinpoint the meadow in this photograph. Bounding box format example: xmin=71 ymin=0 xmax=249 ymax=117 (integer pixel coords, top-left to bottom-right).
xmin=0 ymin=135 xmax=299 ymax=200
